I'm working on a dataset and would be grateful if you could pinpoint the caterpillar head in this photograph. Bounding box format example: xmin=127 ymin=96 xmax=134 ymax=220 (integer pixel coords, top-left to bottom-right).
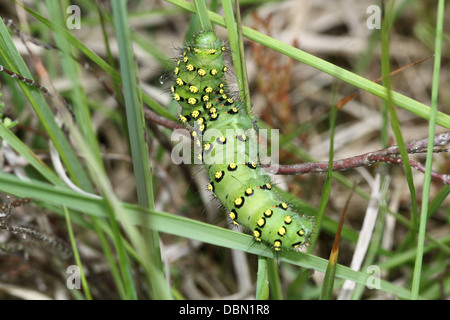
xmin=193 ymin=30 xmax=218 ymax=46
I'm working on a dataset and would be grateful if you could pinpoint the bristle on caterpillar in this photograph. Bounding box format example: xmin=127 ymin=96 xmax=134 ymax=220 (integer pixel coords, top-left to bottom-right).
xmin=171 ymin=30 xmax=314 ymax=252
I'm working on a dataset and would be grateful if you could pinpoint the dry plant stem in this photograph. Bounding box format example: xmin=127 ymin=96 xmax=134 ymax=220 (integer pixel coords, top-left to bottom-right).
xmin=144 ymin=108 xmax=184 ymax=131
xmin=272 ymin=131 xmax=450 ymax=184
xmin=2 ymin=17 xmax=56 ymax=50
xmin=0 ymin=222 xmax=72 ymax=255
xmin=0 ymin=196 xmax=71 ymax=255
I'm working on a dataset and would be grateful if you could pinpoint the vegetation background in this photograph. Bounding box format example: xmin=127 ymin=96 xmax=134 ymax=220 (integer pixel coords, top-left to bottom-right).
xmin=0 ymin=0 xmax=448 ymax=300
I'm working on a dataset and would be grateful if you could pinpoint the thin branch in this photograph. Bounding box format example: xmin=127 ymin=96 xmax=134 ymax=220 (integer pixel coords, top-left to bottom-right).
xmin=267 ymin=131 xmax=450 ymax=185
xmin=144 ymin=108 xmax=184 ymax=131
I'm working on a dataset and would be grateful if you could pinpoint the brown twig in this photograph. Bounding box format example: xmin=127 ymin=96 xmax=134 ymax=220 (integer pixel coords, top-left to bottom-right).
xmin=266 ymin=131 xmax=450 ymax=184
xmin=144 ymin=108 xmax=184 ymax=131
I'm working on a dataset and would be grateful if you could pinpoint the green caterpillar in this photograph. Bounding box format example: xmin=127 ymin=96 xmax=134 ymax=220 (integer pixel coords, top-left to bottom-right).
xmin=171 ymin=30 xmax=314 ymax=252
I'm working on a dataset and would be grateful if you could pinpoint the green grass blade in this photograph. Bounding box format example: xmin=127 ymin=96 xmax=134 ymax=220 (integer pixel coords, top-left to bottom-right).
xmin=193 ymin=0 xmax=213 ymax=31
xmin=45 ymin=0 xmax=103 ymax=165
xmin=111 ymin=0 xmax=170 ymax=299
xmin=381 ymin=1 xmax=418 ymax=248
xmin=318 ymin=89 xmax=339 ymax=299
xmin=63 ymin=206 xmax=92 ymax=300
xmin=411 ymin=0 xmax=445 ymax=300
xmin=255 ymin=256 xmax=269 ymax=300
xmin=222 ymin=0 xmax=252 ymax=116
xmin=0 ymin=123 xmax=62 ymax=186
xmin=111 ymin=0 xmax=153 ymax=210
xmin=267 ymin=258 xmax=283 ymax=300
xmin=222 ymin=0 xmax=242 ymax=88
xmin=309 ymin=85 xmax=338 ymax=251
xmin=71 ymin=125 xmax=140 ymax=300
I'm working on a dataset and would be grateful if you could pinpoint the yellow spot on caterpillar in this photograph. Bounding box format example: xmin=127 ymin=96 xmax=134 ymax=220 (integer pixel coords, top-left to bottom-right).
xmin=215 ymin=171 xmax=223 ymax=179
xmin=221 ymin=94 xmax=227 ymax=100
xmin=211 ymin=69 xmax=218 ymax=75
xmin=188 ymin=97 xmax=198 ymax=105
xmin=205 ymin=49 xmax=216 ymax=54
xmin=278 ymin=226 xmax=286 ymax=236
xmin=204 ymin=143 xmax=211 ymax=150
xmin=197 ymin=69 xmax=206 ymax=76
xmin=298 ymin=229 xmax=305 ymax=237
xmin=234 ymin=197 xmax=243 ymax=206
xmin=265 ymin=183 xmax=271 ymax=190
xmin=186 ymin=64 xmax=194 ymax=71
xmin=219 ymin=83 xmax=224 ymax=88
xmin=176 ymin=78 xmax=184 ymax=86
xmin=202 ymin=95 xmax=209 ymax=102
xmin=170 ymin=86 xmax=175 ymax=93
xmin=257 ymin=217 xmax=265 ymax=227
xmin=245 ymin=187 xmax=254 ymax=196
xmin=281 ymin=202 xmax=288 ymax=209
xmin=195 ymin=139 xmax=201 ymax=147
xmin=228 ymin=162 xmax=237 ymax=170
xmin=191 ymin=131 xmax=197 ymax=137
xmin=197 ymin=118 xmax=204 ymax=124
xmin=253 ymin=229 xmax=261 ymax=240
xmin=221 ymin=46 xmax=226 ymax=52
xmin=199 ymin=124 xmax=205 ymax=132
xmin=189 ymin=85 xmax=199 ymax=93
xmin=207 ymin=183 xmax=214 ymax=192
xmin=227 ymin=98 xmax=234 ymax=104
xmin=210 ymin=113 xmax=218 ymax=119
xmin=174 ymin=94 xmax=181 ymax=101
xmin=197 ymin=154 xmax=202 ymax=161
xmin=191 ymin=110 xmax=200 ymax=118
xmin=229 ymin=210 xmax=237 ymax=220
xmin=179 ymin=115 xmax=187 ymax=122
xmin=274 ymin=240 xmax=282 ymax=250
xmin=174 ymin=67 xmax=179 ymax=75
xmin=193 ymin=48 xmax=201 ymax=53
xmin=223 ymin=66 xmax=228 ymax=72
xmin=186 ymin=46 xmax=191 ymax=51
xmin=284 ymin=216 xmax=292 ymax=224
xmin=205 ymin=102 xmax=212 ymax=109
xmin=183 ymin=56 xmax=189 ymax=62
xmin=205 ymin=87 xmax=213 ymax=93
xmin=219 ymin=89 xmax=224 ymax=94
xmin=209 ymin=107 xmax=217 ymax=114
xmin=264 ymin=209 xmax=273 ymax=217
xmin=177 ymin=60 xmax=181 ymax=65
xmin=218 ymin=136 xmax=226 ymax=143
